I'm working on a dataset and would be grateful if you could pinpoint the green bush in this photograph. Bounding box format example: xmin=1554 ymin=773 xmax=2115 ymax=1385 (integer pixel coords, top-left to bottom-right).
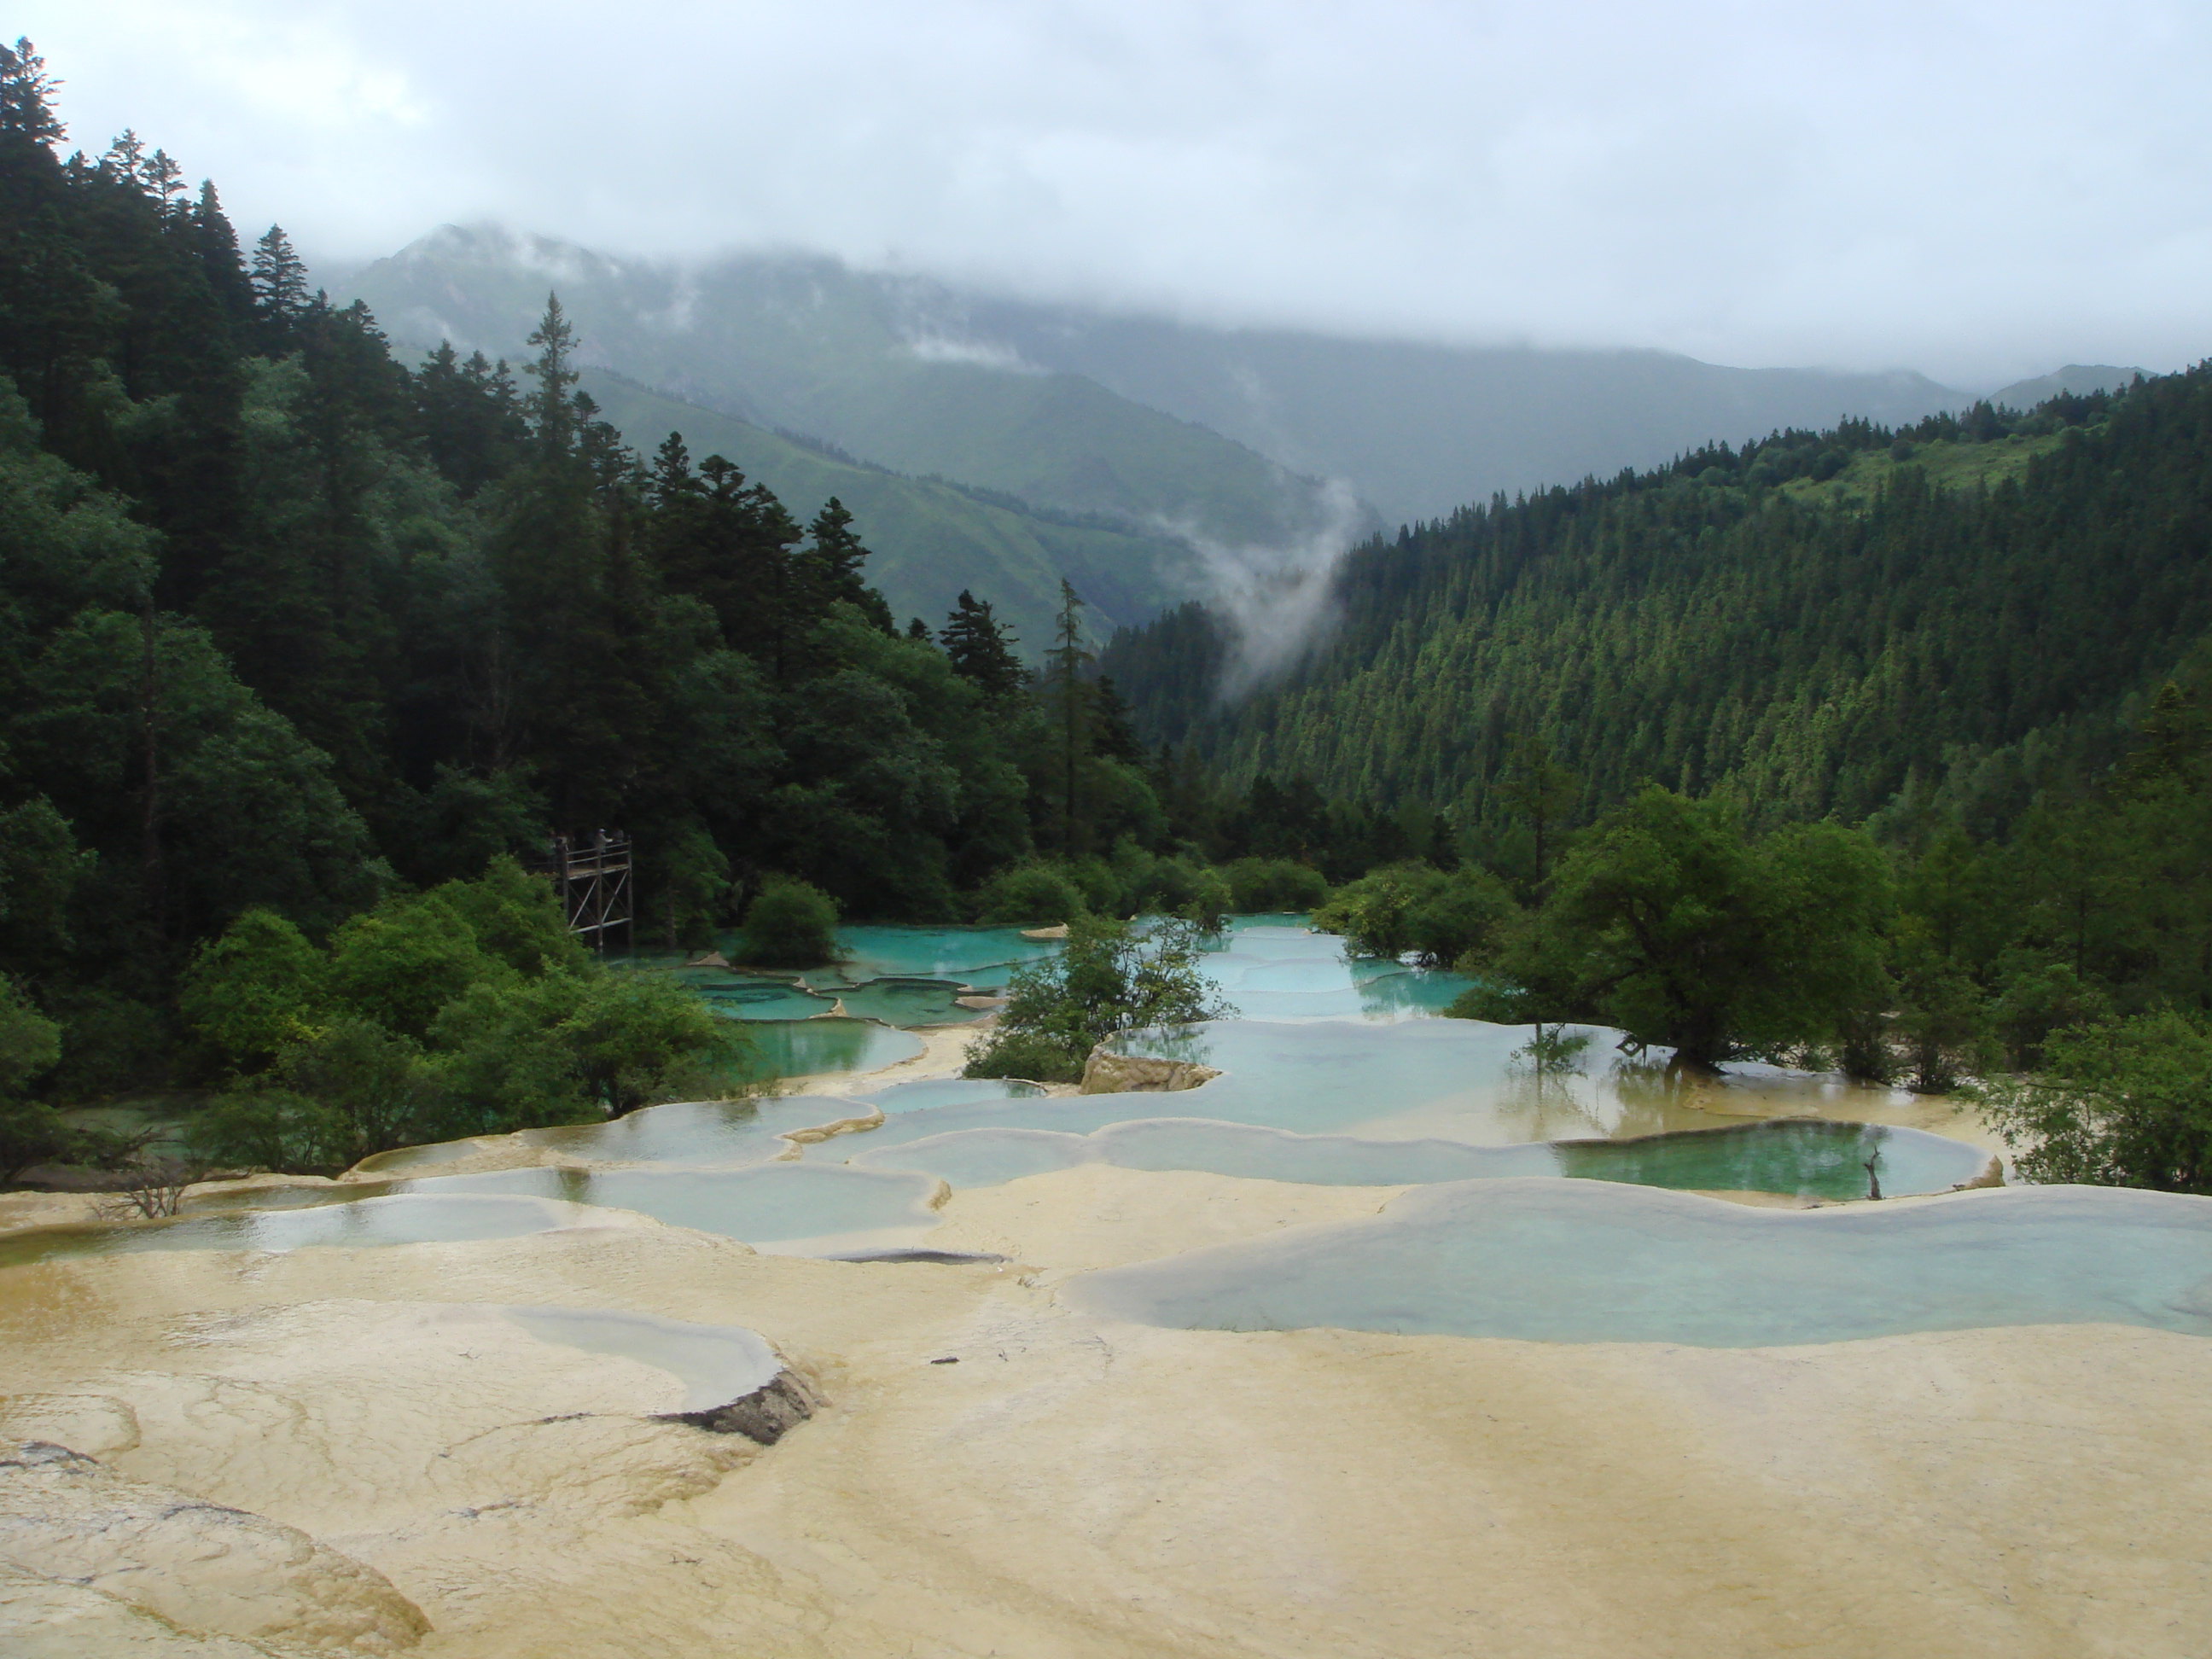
xmin=1990 ymin=958 xmax=2112 ymax=1069
xmin=0 ymin=1100 xmax=79 ymax=1183
xmin=1065 ymin=856 xmax=1123 ymax=916
xmin=736 ymin=876 xmax=841 ymax=967
xmin=327 ymin=894 xmax=506 ymax=1039
xmin=269 ymin=1018 xmax=449 ymax=1165
xmin=976 ymin=861 xmax=1088 ymax=926
xmin=1460 ymin=789 xmax=1894 ymax=1068
xmin=434 ymin=855 xmax=588 ymax=975
xmin=186 ymin=1091 xmax=350 ymax=1175
xmin=1180 ymin=867 xmax=1233 ymax=934
xmin=963 ymin=915 xmax=1231 ymax=1082
xmin=559 ymin=973 xmax=744 ymax=1115
xmin=1315 ymin=863 xmax=1516 ymax=965
xmin=1223 ymin=857 xmax=1329 ymax=914
xmin=1974 ymin=1010 xmax=2212 ymax=1191
xmin=961 ymin=1029 xmax=1080 ymax=1083
xmin=166 ymin=859 xmax=748 ymax=1173
xmin=178 ymin=909 xmax=328 ymax=1072
xmin=0 ymin=975 xmax=62 ymax=1097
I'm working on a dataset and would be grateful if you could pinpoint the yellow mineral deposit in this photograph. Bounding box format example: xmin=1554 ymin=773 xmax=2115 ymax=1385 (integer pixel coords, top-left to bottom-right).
xmin=3 ymin=1042 xmax=2207 ymax=1658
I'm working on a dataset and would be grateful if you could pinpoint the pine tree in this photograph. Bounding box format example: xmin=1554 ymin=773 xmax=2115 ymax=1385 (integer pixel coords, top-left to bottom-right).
xmin=522 ymin=291 xmax=580 ymax=457
xmin=0 ymin=38 xmax=66 ymax=148
xmin=248 ymin=224 xmax=309 ymax=331
xmin=1047 ymin=580 xmax=1093 ymax=856
xmin=940 ymin=590 xmax=1024 ymax=700
xmin=1499 ymin=735 xmax=1580 ymax=892
xmin=803 ymin=495 xmax=892 ymax=631
xmin=190 ymin=182 xmax=253 ymax=323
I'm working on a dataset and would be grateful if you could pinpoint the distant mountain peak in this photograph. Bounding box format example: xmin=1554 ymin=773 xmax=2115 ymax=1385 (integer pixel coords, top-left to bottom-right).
xmin=1986 ymin=364 xmax=2145 ymax=410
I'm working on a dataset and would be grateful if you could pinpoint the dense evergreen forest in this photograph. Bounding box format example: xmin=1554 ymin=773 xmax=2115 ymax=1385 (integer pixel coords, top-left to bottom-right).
xmin=0 ymin=41 xmax=1303 ymax=1165
xmin=1106 ymin=360 xmax=2212 ymax=1187
xmin=1105 ymin=378 xmax=2212 ymax=841
xmin=2 ymin=37 xmax=2206 ymax=1193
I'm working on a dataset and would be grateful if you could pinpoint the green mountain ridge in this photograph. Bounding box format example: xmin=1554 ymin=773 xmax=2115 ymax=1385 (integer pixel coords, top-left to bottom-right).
xmin=577 ymin=369 xmax=1201 ymax=648
xmin=1103 ymin=373 xmax=2212 ymax=838
xmin=1985 ymin=364 xmax=2145 ymax=410
xmin=339 ymin=224 xmax=1344 ymax=544
xmin=940 ymin=302 xmax=1974 ymax=523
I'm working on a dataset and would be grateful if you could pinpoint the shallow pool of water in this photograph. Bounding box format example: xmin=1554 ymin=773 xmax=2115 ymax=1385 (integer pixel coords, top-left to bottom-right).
xmin=834 ymin=1018 xmax=1933 ymax=1159
xmin=174 ymin=1150 xmax=946 ymax=1254
xmin=849 ymin=1116 xmax=1987 ymax=1200
xmin=832 ymin=925 xmax=1061 ymax=989
xmin=1066 ymin=1182 xmax=2212 ymax=1346
xmin=1196 ymin=925 xmax=1476 ymax=1022
xmin=0 ymin=1194 xmax=602 ymax=1268
xmin=503 ymin=1307 xmax=783 ymax=1409
xmin=735 ymin=1019 xmax=925 ymax=1083
xmin=853 ymin=1077 xmax=1049 ymax=1115
xmin=396 ymin=1163 xmax=945 ymax=1254
xmin=829 ymin=978 xmax=987 ymax=1026
xmin=690 ymin=979 xmax=841 ymax=1021
xmin=347 ymin=1095 xmax=874 ymax=1176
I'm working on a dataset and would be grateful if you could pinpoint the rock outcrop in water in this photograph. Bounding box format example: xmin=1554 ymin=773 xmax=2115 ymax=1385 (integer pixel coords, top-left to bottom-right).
xmin=1079 ymin=1048 xmax=1222 ymax=1095
xmin=661 ymin=1371 xmax=821 ymax=1445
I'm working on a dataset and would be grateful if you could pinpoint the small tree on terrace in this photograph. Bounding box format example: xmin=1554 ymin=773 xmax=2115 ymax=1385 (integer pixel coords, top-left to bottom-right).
xmin=963 ymin=914 xmax=1231 ymax=1083
xmin=1468 ymin=787 xmax=1891 ymax=1068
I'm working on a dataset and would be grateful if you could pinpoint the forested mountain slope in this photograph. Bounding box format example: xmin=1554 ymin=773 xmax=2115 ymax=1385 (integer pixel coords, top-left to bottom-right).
xmin=1103 ymin=375 xmax=2212 ymax=838
xmin=579 ymin=369 xmax=1201 ymax=644
xmin=341 ymin=225 xmax=1985 ymax=534
xmin=0 ymin=46 xmax=1214 ymax=1098
xmin=342 ymin=224 xmax=1344 ymax=551
xmin=962 ymin=305 xmax=1966 ymax=523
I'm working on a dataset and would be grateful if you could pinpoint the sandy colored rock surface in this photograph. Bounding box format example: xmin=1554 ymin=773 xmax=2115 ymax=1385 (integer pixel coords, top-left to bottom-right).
xmin=0 ymin=1440 xmax=426 ymax=1650
xmin=0 ymin=1565 xmax=310 ymax=1657
xmin=0 ymin=1171 xmax=2206 ymax=1658
xmin=931 ymin=1162 xmax=1406 ymax=1274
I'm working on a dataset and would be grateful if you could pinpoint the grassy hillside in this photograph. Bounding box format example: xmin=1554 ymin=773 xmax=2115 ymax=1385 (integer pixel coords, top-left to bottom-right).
xmin=1778 ymin=430 xmax=2066 ymax=510
xmin=581 ymin=370 xmax=1199 ymax=648
xmin=1103 ymin=375 xmax=2212 ymax=836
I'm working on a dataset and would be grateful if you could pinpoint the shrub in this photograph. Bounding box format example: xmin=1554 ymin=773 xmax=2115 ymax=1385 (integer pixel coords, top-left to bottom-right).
xmin=961 ymin=1029 xmax=1080 ymax=1083
xmin=0 ymin=1100 xmax=79 ymax=1183
xmin=736 ymin=876 xmax=841 ymax=967
xmin=1991 ymin=958 xmax=2111 ymax=1069
xmin=975 ymin=861 xmax=1088 ymax=926
xmin=1180 ymin=867 xmax=1233 ymax=934
xmin=1315 ymin=863 xmax=1515 ymax=965
xmin=1974 ymin=1010 xmax=2212 ymax=1191
xmin=327 ymin=894 xmax=506 ymax=1039
xmin=186 ymin=1091 xmax=350 ymax=1175
xmin=963 ymin=915 xmax=1231 ymax=1082
xmin=434 ymin=855 xmax=588 ymax=975
xmin=270 ymin=1017 xmax=450 ymax=1166
xmin=558 ymin=972 xmax=745 ymax=1115
xmin=179 ymin=909 xmax=328 ymax=1072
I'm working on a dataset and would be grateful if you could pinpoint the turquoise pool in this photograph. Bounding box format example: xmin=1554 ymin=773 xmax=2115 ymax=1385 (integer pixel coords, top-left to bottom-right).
xmin=848 ymin=1115 xmax=1988 ymax=1201
xmin=1065 ymin=1182 xmax=2212 ymax=1346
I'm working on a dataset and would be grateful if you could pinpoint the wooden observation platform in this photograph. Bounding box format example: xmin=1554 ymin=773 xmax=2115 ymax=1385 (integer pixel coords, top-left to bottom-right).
xmin=540 ymin=830 xmax=633 ymax=952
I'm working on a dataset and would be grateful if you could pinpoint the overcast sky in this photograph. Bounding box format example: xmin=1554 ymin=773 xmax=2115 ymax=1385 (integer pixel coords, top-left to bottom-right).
xmin=19 ymin=0 xmax=2212 ymax=383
